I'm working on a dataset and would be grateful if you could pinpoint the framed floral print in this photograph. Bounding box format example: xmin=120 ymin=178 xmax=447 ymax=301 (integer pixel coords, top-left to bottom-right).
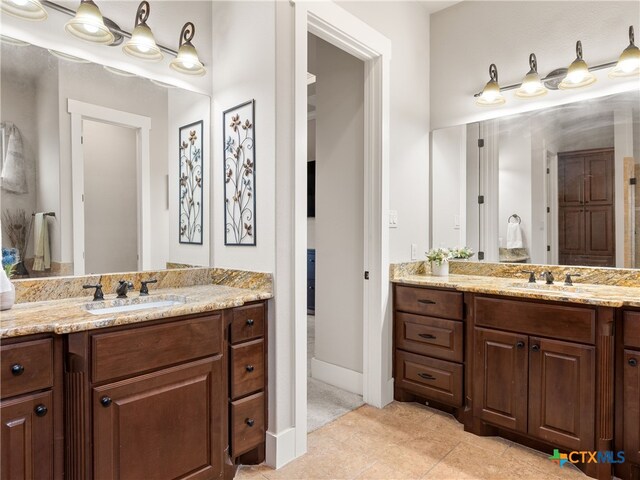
xmin=179 ymin=120 xmax=204 ymax=245
xmin=223 ymin=100 xmax=256 ymax=246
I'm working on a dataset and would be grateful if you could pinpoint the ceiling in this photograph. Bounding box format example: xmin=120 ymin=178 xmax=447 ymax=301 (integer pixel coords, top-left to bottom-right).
xmin=419 ymin=1 xmax=461 ymax=14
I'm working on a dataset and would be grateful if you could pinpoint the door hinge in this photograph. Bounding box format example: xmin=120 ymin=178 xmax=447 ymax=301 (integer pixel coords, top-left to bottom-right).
xmin=364 ymin=271 xmax=370 ymax=280
xmin=547 ymin=245 xmax=551 ymax=252
xmin=477 ymin=139 xmax=484 ymax=148
xmin=631 ymin=178 xmax=637 ymax=185
xmin=546 ymin=168 xmax=550 ymax=174
xmin=478 ymin=195 xmax=485 ymax=205
xmin=81 ymin=136 xmax=84 ymax=145
xmin=546 ymin=207 xmax=550 ymax=213
xmin=477 ymin=251 xmax=485 ymax=260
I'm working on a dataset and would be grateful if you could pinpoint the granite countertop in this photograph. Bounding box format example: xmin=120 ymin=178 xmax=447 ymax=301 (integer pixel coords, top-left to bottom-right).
xmin=392 ymin=273 xmax=640 ymax=308
xmin=0 ymin=284 xmax=272 ymax=338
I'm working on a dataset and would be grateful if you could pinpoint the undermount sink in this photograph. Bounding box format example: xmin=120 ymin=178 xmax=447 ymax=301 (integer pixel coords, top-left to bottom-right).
xmin=507 ymin=282 xmax=588 ymax=294
xmin=83 ymin=295 xmax=187 ymax=316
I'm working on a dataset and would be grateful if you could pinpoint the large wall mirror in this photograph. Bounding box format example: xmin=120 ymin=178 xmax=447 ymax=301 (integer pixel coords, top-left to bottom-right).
xmin=431 ymin=90 xmax=640 ymax=269
xmin=0 ymin=41 xmax=210 ymax=279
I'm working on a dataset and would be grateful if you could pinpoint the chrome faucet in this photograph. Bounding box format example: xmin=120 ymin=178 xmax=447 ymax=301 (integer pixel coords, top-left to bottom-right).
xmin=116 ymin=280 xmax=134 ymax=298
xmin=540 ymin=271 xmax=554 ymax=285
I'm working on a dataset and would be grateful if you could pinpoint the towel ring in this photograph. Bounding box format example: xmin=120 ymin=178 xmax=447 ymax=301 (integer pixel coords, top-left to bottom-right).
xmin=508 ymin=214 xmax=521 ymax=224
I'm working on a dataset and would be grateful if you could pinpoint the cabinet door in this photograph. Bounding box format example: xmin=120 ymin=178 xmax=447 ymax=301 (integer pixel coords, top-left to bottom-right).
xmin=558 ymin=155 xmax=584 ymax=206
xmin=473 ymin=328 xmax=528 ymax=432
xmin=584 ymin=151 xmax=614 ymax=205
xmin=1 ymin=390 xmax=53 ymax=480
xmin=528 ymin=337 xmax=595 ymax=451
xmin=624 ymin=349 xmax=640 ymax=465
xmin=585 ymin=205 xmax=615 ymax=260
xmin=93 ymin=357 xmax=223 ymax=480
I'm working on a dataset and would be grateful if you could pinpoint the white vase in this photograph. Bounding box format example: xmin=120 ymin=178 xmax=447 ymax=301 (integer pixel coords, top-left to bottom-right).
xmin=431 ymin=261 xmax=449 ymax=276
xmin=0 ymin=279 xmax=16 ymax=311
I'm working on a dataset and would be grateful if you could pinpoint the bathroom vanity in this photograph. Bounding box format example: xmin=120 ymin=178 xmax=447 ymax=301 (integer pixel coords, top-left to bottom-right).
xmin=0 ymin=279 xmax=270 ymax=480
xmin=392 ymin=268 xmax=640 ymax=480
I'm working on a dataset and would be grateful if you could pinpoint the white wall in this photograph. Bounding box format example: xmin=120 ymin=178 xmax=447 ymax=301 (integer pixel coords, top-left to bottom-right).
xmin=430 ymin=1 xmax=640 ymax=129
xmin=312 ymin=35 xmax=364 ymax=378
xmin=431 ymin=125 xmax=466 ymax=248
xmin=338 ymin=1 xmax=431 ymax=263
xmin=168 ymin=89 xmax=211 ymax=267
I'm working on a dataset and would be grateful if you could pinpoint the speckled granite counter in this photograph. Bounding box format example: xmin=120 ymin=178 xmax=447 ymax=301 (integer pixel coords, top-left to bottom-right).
xmin=0 ymin=283 xmax=272 ymax=338
xmin=391 ymin=262 xmax=640 ymax=308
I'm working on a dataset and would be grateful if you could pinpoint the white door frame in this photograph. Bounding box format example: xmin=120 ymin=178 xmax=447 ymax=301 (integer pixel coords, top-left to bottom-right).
xmin=68 ymin=99 xmax=151 ymax=275
xmin=293 ymin=0 xmax=391 ymax=457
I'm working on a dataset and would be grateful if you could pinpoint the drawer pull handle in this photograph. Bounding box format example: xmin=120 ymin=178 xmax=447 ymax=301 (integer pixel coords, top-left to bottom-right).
xmin=246 ymin=365 xmax=255 ymax=373
xmin=418 ymin=299 xmax=436 ymax=305
xmin=11 ymin=364 xmax=24 ymax=376
xmin=245 ymin=418 xmax=255 ymax=427
xmin=418 ymin=372 xmax=435 ymax=381
xmin=630 ymin=358 xmax=638 ymax=367
xmin=246 ymin=319 xmax=255 ymax=327
xmin=418 ymin=333 xmax=436 ymax=339
xmin=34 ymin=404 xmax=47 ymax=417
xmin=516 ymin=341 xmax=525 ymax=349
xmin=100 ymin=396 xmax=112 ymax=408
xmin=531 ymin=345 xmax=540 ymax=352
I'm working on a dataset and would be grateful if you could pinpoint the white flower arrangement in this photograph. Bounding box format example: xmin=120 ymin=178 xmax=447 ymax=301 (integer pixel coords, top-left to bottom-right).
xmin=450 ymin=246 xmax=474 ymax=260
xmin=426 ymin=246 xmax=474 ymax=265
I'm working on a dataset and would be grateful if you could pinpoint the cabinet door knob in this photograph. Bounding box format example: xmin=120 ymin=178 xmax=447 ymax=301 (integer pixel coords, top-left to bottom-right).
xmin=246 ymin=365 xmax=255 ymax=373
xmin=516 ymin=341 xmax=525 ymax=349
xmin=245 ymin=418 xmax=255 ymax=427
xmin=532 ymin=345 xmax=540 ymax=352
xmin=630 ymin=358 xmax=638 ymax=367
xmin=100 ymin=396 xmax=112 ymax=407
xmin=246 ymin=319 xmax=255 ymax=326
xmin=11 ymin=364 xmax=24 ymax=376
xmin=34 ymin=404 xmax=48 ymax=417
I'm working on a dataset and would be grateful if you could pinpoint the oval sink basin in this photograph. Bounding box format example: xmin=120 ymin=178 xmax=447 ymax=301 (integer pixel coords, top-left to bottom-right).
xmin=507 ymin=282 xmax=587 ymax=294
xmin=84 ymin=295 xmax=187 ymax=316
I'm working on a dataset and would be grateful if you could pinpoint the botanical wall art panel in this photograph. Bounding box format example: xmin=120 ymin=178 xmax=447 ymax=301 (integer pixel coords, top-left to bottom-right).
xmin=179 ymin=120 xmax=204 ymax=245
xmin=223 ymin=100 xmax=256 ymax=246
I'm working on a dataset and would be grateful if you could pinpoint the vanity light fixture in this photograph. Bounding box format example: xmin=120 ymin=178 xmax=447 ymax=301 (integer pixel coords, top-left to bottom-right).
xmin=122 ymin=1 xmax=162 ymax=62
xmin=0 ymin=0 xmax=47 ymax=21
xmin=169 ymin=22 xmax=205 ymax=76
xmin=476 ymin=64 xmax=505 ymax=106
xmin=609 ymin=25 xmax=640 ymax=78
xmin=515 ymin=53 xmax=547 ymax=98
xmin=558 ymin=41 xmax=596 ymax=89
xmin=65 ymin=0 xmax=114 ymax=45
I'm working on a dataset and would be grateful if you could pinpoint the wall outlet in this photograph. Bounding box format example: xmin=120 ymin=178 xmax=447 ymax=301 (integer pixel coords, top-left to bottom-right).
xmin=411 ymin=243 xmax=418 ymax=260
xmin=389 ymin=210 xmax=398 ymax=228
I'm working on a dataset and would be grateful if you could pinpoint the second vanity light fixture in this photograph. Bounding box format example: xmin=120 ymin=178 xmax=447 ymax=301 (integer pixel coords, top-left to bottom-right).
xmin=122 ymin=1 xmax=162 ymax=62
xmin=476 ymin=25 xmax=639 ymax=106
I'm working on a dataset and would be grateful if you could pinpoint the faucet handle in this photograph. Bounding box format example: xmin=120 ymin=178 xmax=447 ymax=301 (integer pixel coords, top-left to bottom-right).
xmin=520 ymin=270 xmax=536 ymax=283
xmin=83 ymin=284 xmax=104 ymax=301
xmin=140 ymin=279 xmax=158 ymax=296
xmin=564 ymin=273 xmax=581 ymax=286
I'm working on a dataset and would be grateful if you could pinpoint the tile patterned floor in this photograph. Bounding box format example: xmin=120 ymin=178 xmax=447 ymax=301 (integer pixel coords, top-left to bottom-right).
xmin=235 ymin=401 xmax=588 ymax=480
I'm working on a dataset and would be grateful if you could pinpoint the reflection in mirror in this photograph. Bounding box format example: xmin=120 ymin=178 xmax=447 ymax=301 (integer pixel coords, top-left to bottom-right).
xmin=432 ymin=90 xmax=640 ymax=269
xmin=0 ymin=41 xmax=210 ymax=278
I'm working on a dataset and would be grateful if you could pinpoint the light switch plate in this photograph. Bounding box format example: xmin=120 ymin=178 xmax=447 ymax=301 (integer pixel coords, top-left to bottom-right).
xmin=389 ymin=210 xmax=398 ymax=228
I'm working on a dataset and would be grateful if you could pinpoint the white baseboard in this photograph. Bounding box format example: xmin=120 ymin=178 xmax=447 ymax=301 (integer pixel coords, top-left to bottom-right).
xmin=382 ymin=377 xmax=394 ymax=406
xmin=265 ymin=427 xmax=297 ymax=469
xmin=311 ymin=357 xmax=363 ymax=395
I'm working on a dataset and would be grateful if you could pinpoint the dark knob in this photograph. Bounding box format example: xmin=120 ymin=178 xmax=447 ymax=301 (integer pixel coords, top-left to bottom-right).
xmin=246 ymin=365 xmax=255 ymax=373
xmin=245 ymin=418 xmax=255 ymax=427
xmin=100 ymin=396 xmax=112 ymax=407
xmin=630 ymin=358 xmax=638 ymax=367
xmin=34 ymin=404 xmax=47 ymax=417
xmin=246 ymin=319 xmax=255 ymax=326
xmin=11 ymin=363 xmax=24 ymax=376
xmin=516 ymin=341 xmax=525 ymax=349
xmin=532 ymin=345 xmax=540 ymax=352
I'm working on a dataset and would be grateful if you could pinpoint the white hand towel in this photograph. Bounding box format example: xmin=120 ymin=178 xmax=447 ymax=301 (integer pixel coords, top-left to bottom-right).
xmin=33 ymin=213 xmax=51 ymax=271
xmin=506 ymin=222 xmax=524 ymax=249
xmin=1 ymin=126 xmax=28 ymax=194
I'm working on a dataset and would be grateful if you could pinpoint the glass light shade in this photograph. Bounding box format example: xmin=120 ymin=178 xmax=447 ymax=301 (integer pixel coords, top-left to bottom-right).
xmin=476 ymin=80 xmax=505 ymax=106
xmin=123 ymin=23 xmax=163 ymax=62
xmin=515 ymin=71 xmax=547 ymax=98
xmin=0 ymin=0 xmax=47 ymax=21
xmin=65 ymin=1 xmax=115 ymax=45
xmin=609 ymin=43 xmax=640 ymax=78
xmin=170 ymin=43 xmax=205 ymax=76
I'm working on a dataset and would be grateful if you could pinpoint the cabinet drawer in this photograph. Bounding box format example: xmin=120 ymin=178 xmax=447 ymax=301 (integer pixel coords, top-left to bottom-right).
xmin=624 ymin=312 xmax=640 ymax=349
xmin=230 ymin=303 xmax=265 ymax=344
xmin=395 ymin=286 xmax=463 ymax=320
xmin=230 ymin=339 xmax=265 ymax=399
xmin=92 ymin=315 xmax=223 ymax=383
xmin=0 ymin=338 xmax=53 ymax=399
xmin=395 ymin=350 xmax=463 ymax=406
xmin=395 ymin=312 xmax=463 ymax=362
xmin=231 ymin=392 xmax=265 ymax=457
xmin=475 ymin=296 xmax=595 ymax=344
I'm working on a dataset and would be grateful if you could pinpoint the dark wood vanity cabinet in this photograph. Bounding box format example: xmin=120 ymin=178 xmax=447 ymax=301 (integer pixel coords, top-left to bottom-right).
xmin=0 ymin=336 xmax=63 ymax=480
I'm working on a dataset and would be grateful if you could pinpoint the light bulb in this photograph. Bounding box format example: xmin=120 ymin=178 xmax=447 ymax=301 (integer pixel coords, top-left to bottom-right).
xmin=84 ymin=23 xmax=98 ymax=34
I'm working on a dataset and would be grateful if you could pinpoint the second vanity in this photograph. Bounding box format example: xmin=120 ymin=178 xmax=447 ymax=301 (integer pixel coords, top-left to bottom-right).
xmin=0 ymin=272 xmax=271 ymax=480
xmin=392 ymin=265 xmax=640 ymax=480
